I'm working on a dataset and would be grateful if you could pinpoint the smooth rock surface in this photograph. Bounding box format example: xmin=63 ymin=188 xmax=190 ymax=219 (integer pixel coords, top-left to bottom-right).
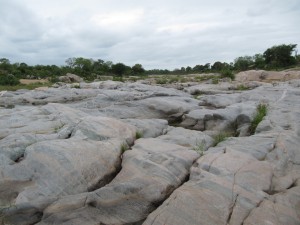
xmin=1 ymin=78 xmax=299 ymax=225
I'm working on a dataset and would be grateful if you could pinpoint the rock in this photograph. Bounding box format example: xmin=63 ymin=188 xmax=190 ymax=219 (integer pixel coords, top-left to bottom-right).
xmin=143 ymin=80 xmax=300 ymax=225
xmin=143 ymin=170 xmax=266 ymax=225
xmin=180 ymin=102 xmax=257 ymax=134
xmin=158 ymin=126 xmax=213 ymax=149
xmin=7 ymin=139 xmax=198 ymax=225
xmin=235 ymin=70 xmax=300 ymax=82
xmin=123 ymin=119 xmax=168 ymax=138
xmin=1 ymin=77 xmax=300 ymax=225
xmin=184 ymin=82 xmax=235 ymax=95
xmin=58 ymin=73 xmax=84 ymax=83
xmin=243 ymin=197 xmax=300 ymax=225
xmin=1 ymin=138 xmax=123 ymax=205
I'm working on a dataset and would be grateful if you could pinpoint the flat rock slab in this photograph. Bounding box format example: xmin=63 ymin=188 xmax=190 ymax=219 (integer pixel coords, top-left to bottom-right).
xmin=27 ymin=139 xmax=199 ymax=225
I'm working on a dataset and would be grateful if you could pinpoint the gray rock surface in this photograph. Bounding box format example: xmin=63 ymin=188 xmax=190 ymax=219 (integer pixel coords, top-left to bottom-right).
xmin=1 ymin=79 xmax=300 ymax=225
xmin=143 ymin=81 xmax=300 ymax=225
xmin=58 ymin=73 xmax=84 ymax=83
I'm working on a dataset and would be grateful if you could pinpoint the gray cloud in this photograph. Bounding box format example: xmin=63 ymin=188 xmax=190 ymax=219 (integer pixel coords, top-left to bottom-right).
xmin=0 ymin=0 xmax=299 ymax=69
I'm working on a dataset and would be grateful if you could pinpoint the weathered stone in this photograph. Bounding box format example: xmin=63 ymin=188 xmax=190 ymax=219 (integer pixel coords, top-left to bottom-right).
xmin=1 ymin=76 xmax=300 ymax=225
xmin=16 ymin=139 xmax=199 ymax=225
xmin=58 ymin=73 xmax=84 ymax=83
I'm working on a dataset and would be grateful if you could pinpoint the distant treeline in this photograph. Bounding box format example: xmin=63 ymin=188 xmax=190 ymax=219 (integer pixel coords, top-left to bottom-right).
xmin=0 ymin=44 xmax=299 ymax=83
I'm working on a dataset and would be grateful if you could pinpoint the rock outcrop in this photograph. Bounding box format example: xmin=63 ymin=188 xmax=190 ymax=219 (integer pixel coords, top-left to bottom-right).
xmin=0 ymin=76 xmax=299 ymax=225
xmin=235 ymin=69 xmax=300 ymax=82
xmin=58 ymin=73 xmax=84 ymax=83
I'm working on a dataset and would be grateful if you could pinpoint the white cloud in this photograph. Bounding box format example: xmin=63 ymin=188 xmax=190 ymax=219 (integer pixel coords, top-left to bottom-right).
xmin=91 ymin=9 xmax=144 ymax=28
xmin=0 ymin=0 xmax=299 ymax=69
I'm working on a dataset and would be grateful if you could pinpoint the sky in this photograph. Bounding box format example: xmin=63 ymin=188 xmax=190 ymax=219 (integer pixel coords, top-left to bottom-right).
xmin=0 ymin=0 xmax=300 ymax=69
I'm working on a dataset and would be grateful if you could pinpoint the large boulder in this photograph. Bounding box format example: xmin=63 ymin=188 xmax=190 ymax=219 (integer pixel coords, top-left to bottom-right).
xmin=58 ymin=73 xmax=84 ymax=83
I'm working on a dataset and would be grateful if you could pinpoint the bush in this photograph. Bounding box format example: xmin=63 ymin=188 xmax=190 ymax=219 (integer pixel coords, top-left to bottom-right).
xmin=212 ymin=77 xmax=219 ymax=84
xmin=237 ymin=84 xmax=250 ymax=90
xmin=220 ymin=69 xmax=235 ymax=80
xmin=0 ymin=74 xmax=20 ymax=86
xmin=113 ymin=76 xmax=124 ymax=82
xmin=156 ymin=77 xmax=168 ymax=84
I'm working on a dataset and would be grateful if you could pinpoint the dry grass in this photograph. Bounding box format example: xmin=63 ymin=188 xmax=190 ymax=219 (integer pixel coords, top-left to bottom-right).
xmin=19 ymin=79 xmax=48 ymax=84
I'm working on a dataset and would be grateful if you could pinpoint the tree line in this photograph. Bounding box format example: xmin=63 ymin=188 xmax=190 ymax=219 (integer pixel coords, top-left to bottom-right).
xmin=0 ymin=44 xmax=299 ymax=85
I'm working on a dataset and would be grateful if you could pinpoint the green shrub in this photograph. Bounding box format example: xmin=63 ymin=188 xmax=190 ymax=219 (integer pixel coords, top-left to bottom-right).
xmin=49 ymin=76 xmax=59 ymax=83
xmin=156 ymin=77 xmax=168 ymax=84
xmin=220 ymin=69 xmax=235 ymax=80
xmin=249 ymin=103 xmax=268 ymax=134
xmin=237 ymin=84 xmax=249 ymax=90
xmin=169 ymin=76 xmax=180 ymax=83
xmin=180 ymin=77 xmax=188 ymax=83
xmin=0 ymin=74 xmax=20 ymax=86
xmin=212 ymin=77 xmax=219 ymax=84
xmin=113 ymin=76 xmax=124 ymax=82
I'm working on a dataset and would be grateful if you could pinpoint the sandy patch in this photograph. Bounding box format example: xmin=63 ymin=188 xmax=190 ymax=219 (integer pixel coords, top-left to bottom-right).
xmin=20 ymin=79 xmax=48 ymax=84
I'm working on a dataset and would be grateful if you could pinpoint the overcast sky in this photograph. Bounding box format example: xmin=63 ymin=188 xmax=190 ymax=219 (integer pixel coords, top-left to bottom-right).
xmin=0 ymin=0 xmax=299 ymax=69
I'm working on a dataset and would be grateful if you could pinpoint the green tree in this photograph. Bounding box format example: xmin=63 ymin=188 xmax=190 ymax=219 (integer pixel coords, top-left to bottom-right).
xmin=0 ymin=74 xmax=20 ymax=86
xmin=263 ymin=44 xmax=297 ymax=68
xmin=186 ymin=66 xmax=192 ymax=73
xmin=132 ymin=64 xmax=145 ymax=75
xmin=193 ymin=63 xmax=210 ymax=73
xmin=234 ymin=56 xmax=254 ymax=71
xmin=253 ymin=54 xmax=265 ymax=69
xmin=0 ymin=58 xmax=12 ymax=72
xmin=211 ymin=61 xmax=223 ymax=71
xmin=112 ymin=63 xmax=127 ymax=77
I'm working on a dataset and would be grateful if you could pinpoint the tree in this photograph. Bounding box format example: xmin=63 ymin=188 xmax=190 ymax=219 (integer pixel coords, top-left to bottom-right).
xmin=193 ymin=63 xmax=210 ymax=73
xmin=263 ymin=44 xmax=297 ymax=68
xmin=0 ymin=58 xmax=11 ymax=72
xmin=234 ymin=56 xmax=254 ymax=71
xmin=132 ymin=64 xmax=145 ymax=75
xmin=186 ymin=66 xmax=192 ymax=73
xmin=253 ymin=54 xmax=265 ymax=69
xmin=112 ymin=63 xmax=127 ymax=76
xmin=65 ymin=57 xmax=76 ymax=68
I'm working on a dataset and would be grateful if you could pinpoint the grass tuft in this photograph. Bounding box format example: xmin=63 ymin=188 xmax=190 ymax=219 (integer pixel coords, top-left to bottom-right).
xmin=120 ymin=142 xmax=129 ymax=154
xmin=192 ymin=140 xmax=206 ymax=156
xmin=135 ymin=131 xmax=143 ymax=139
xmin=212 ymin=132 xmax=231 ymax=147
xmin=249 ymin=103 xmax=268 ymax=134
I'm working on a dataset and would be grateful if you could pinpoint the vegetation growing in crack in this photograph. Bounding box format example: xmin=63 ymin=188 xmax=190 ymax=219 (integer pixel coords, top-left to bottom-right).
xmin=236 ymin=84 xmax=250 ymax=91
xmin=192 ymin=139 xmax=206 ymax=156
xmin=135 ymin=131 xmax=143 ymax=139
xmin=120 ymin=142 xmax=129 ymax=154
xmin=249 ymin=103 xmax=268 ymax=134
xmin=54 ymin=122 xmax=65 ymax=133
xmin=212 ymin=132 xmax=231 ymax=146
